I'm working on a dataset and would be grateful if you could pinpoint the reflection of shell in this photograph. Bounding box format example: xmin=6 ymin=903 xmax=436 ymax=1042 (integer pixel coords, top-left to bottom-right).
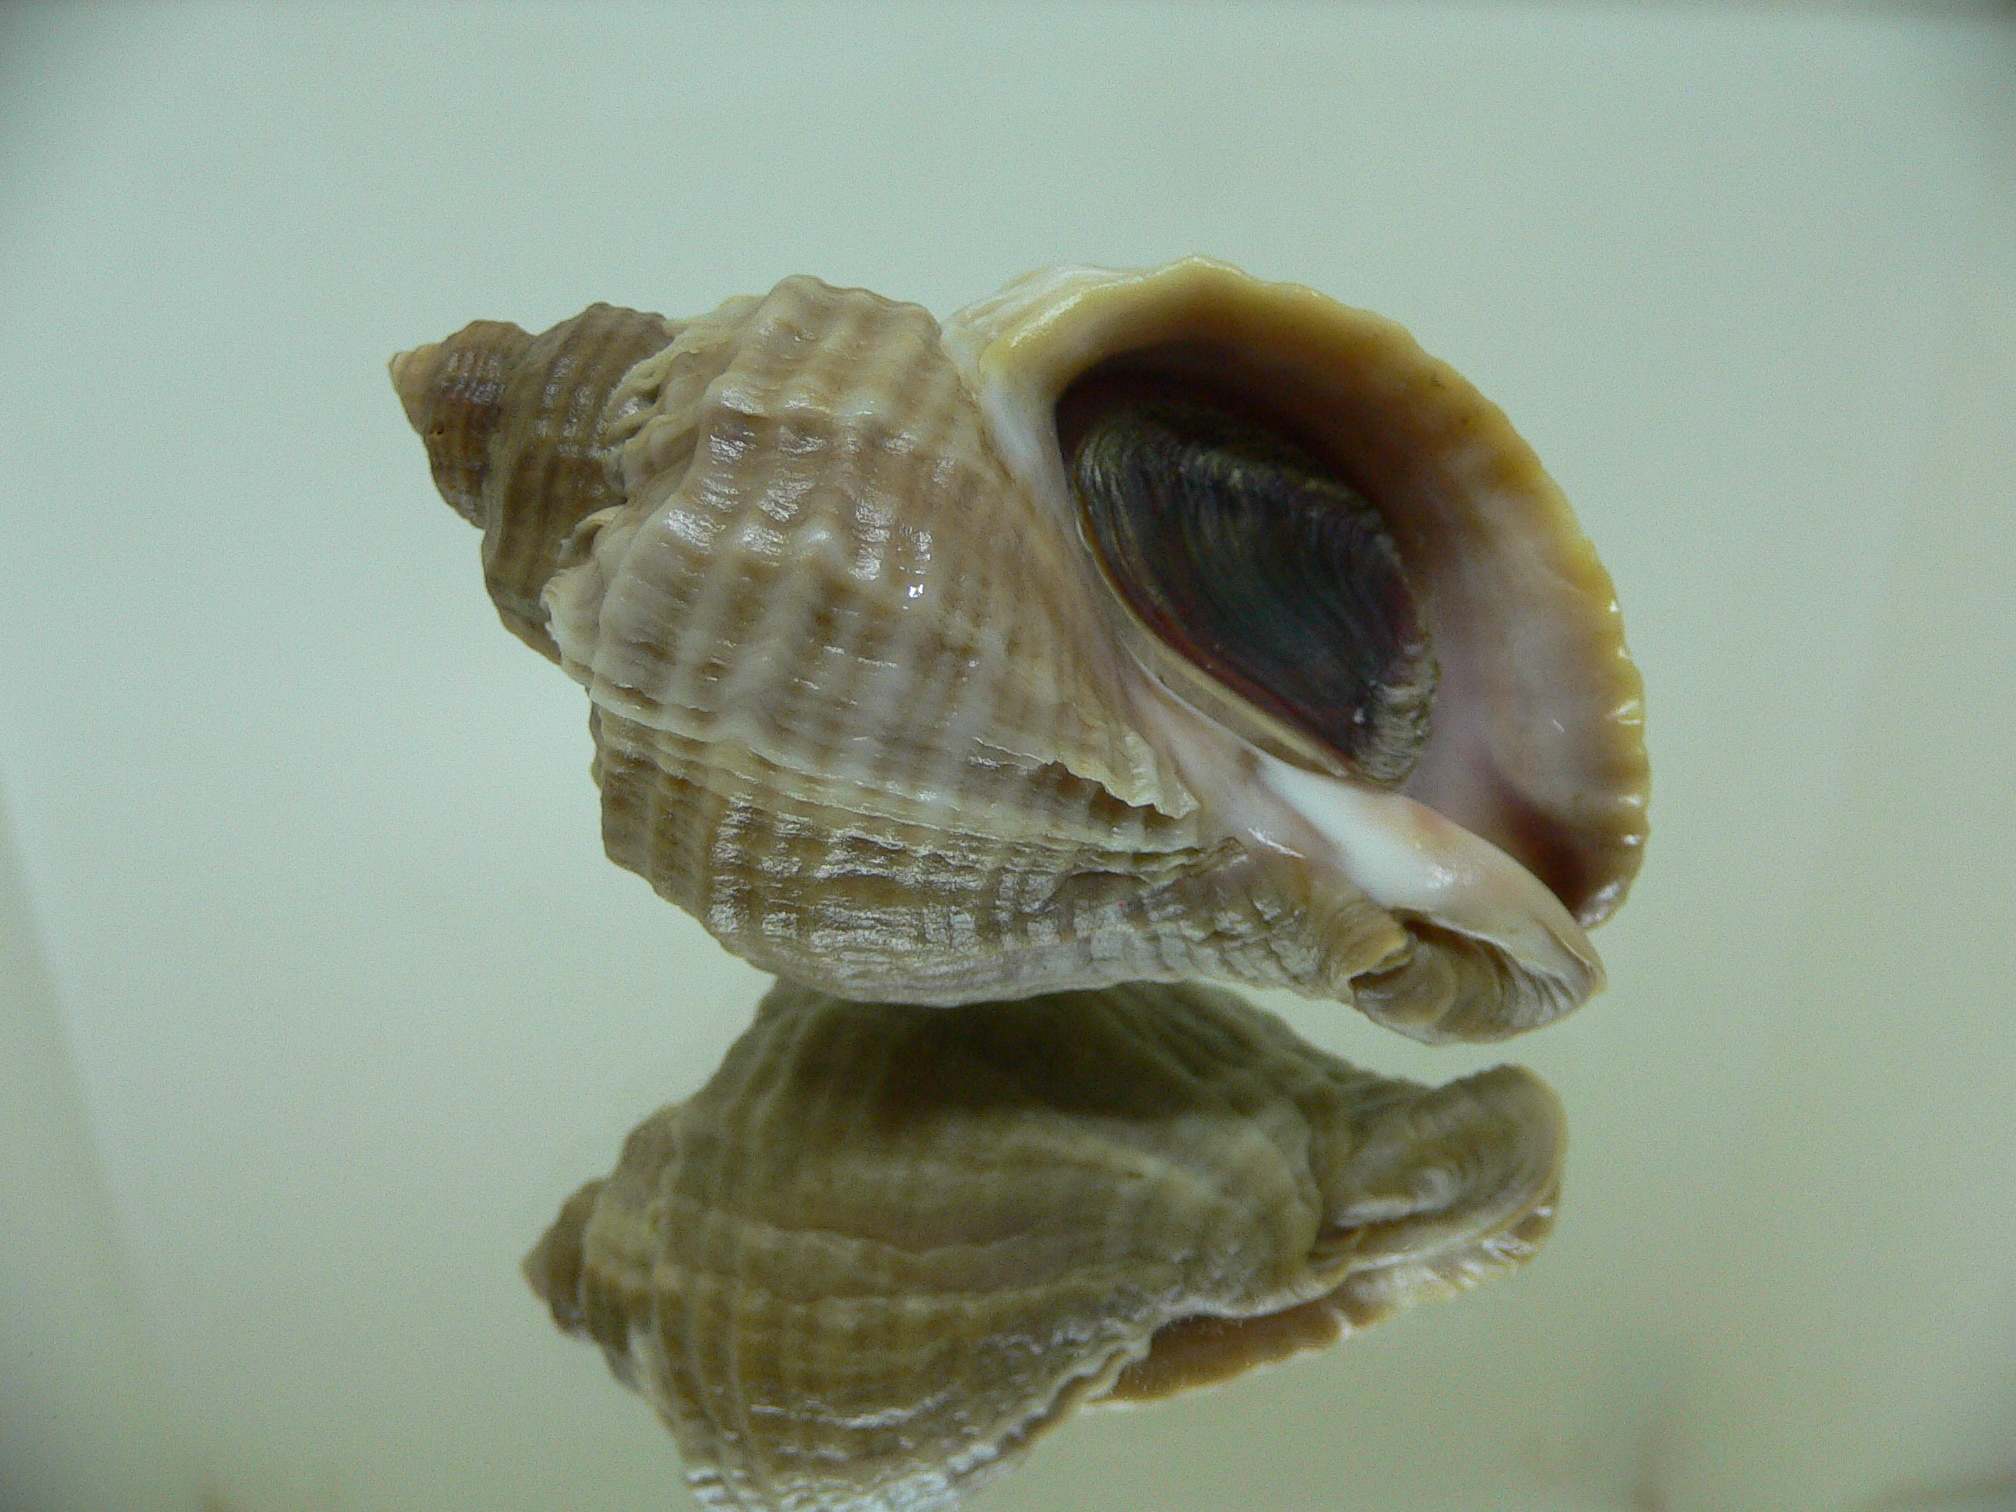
xmin=391 ymin=260 xmax=1647 ymax=1042
xmin=526 ymin=978 xmax=1566 ymax=1512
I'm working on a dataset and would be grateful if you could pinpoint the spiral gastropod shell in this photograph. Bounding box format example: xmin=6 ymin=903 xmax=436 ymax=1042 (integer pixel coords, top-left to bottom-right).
xmin=391 ymin=259 xmax=1647 ymax=1042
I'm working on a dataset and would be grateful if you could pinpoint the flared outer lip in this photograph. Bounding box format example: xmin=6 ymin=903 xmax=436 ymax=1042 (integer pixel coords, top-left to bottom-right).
xmin=945 ymin=257 xmax=1648 ymax=930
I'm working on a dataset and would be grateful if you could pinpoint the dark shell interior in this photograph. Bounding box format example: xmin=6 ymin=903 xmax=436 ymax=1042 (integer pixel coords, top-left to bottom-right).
xmin=1065 ymin=374 xmax=1437 ymax=787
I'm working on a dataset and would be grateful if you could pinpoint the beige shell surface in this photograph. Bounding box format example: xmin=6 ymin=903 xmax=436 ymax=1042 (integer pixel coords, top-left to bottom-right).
xmin=525 ymin=978 xmax=1566 ymax=1512
xmin=391 ymin=260 xmax=1648 ymax=1042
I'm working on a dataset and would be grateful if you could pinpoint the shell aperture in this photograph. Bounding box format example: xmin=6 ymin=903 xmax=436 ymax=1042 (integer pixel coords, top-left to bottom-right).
xmin=1067 ymin=393 xmax=1437 ymax=786
xmin=526 ymin=978 xmax=1566 ymax=1512
xmin=391 ymin=259 xmax=1648 ymax=1042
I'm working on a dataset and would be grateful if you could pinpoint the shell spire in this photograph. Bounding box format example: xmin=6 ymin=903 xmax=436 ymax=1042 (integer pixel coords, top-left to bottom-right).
xmin=392 ymin=303 xmax=679 ymax=660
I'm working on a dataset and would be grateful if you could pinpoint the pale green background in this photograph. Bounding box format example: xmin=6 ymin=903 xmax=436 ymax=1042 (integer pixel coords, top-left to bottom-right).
xmin=2 ymin=4 xmax=2012 ymax=1511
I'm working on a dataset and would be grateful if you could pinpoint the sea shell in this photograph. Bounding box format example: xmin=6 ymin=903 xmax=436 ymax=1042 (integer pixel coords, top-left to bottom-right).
xmin=391 ymin=259 xmax=1647 ymax=1042
xmin=525 ymin=977 xmax=1566 ymax=1512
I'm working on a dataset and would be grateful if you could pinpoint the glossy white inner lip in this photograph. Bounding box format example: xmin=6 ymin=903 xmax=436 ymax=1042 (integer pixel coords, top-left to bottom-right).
xmin=1125 ymin=645 xmax=1600 ymax=999
xmin=1254 ymin=753 xmax=1599 ymax=989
